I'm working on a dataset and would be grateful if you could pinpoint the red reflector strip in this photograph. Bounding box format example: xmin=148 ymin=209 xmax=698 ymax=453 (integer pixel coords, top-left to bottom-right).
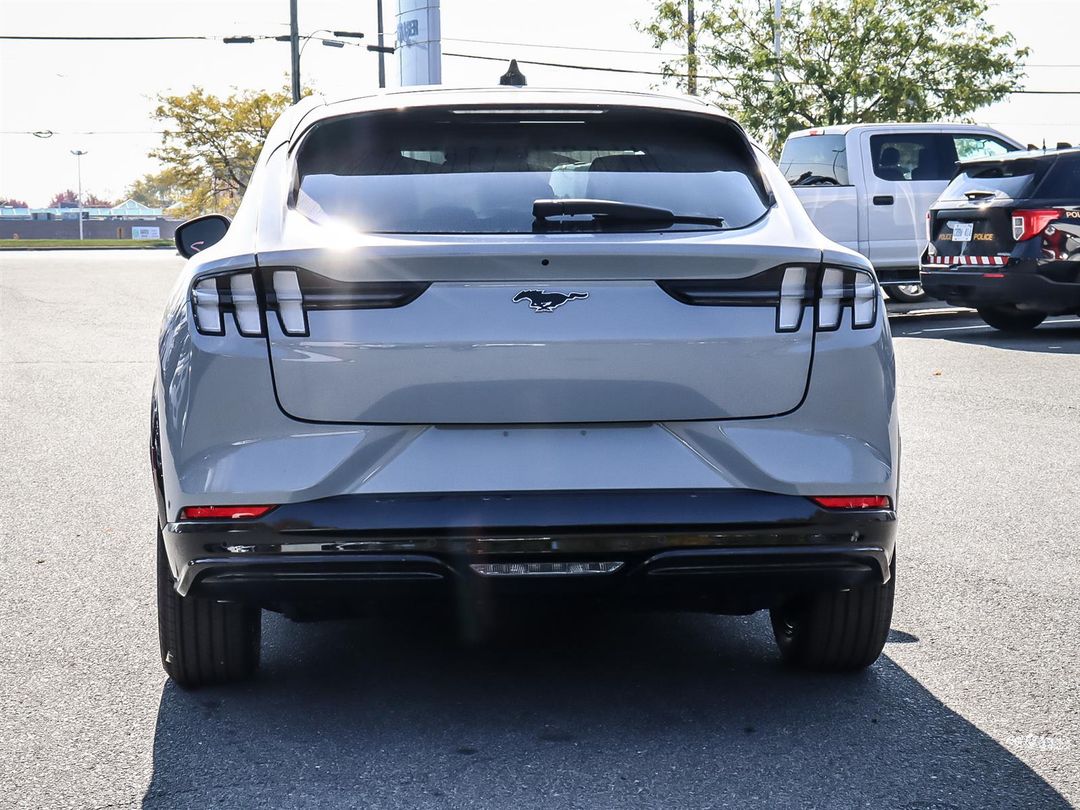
xmin=923 ymin=255 xmax=1007 ymax=268
xmin=810 ymin=496 xmax=891 ymax=510
xmin=180 ymin=505 xmax=276 ymax=520
xmin=983 ymin=273 xmax=1005 ymax=279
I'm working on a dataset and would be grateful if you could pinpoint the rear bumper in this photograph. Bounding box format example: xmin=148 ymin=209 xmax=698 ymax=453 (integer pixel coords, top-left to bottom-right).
xmin=921 ymin=260 xmax=1080 ymax=311
xmin=162 ymin=489 xmax=896 ymax=612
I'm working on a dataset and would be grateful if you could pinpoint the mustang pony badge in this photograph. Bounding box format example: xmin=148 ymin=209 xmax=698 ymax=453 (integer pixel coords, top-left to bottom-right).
xmin=513 ymin=289 xmax=589 ymax=312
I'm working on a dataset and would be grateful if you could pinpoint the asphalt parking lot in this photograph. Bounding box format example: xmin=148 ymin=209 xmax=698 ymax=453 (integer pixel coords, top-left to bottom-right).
xmin=1 ymin=250 xmax=1077 ymax=809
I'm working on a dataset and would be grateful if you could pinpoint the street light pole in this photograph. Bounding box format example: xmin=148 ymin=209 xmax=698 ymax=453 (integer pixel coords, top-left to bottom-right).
xmin=289 ymin=0 xmax=301 ymax=103
xmin=71 ymin=149 xmax=87 ymax=241
xmin=376 ymin=0 xmax=386 ymax=88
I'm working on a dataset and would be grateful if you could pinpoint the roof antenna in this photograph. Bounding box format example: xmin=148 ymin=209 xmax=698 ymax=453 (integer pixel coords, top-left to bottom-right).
xmin=499 ymin=59 xmax=527 ymax=87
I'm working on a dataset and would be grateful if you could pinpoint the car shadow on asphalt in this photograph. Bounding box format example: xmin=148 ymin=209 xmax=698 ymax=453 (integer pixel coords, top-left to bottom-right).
xmin=890 ymin=312 xmax=1080 ymax=355
xmin=140 ymin=608 xmax=1071 ymax=809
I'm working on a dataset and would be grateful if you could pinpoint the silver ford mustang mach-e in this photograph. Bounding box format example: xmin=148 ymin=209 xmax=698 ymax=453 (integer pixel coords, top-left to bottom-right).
xmin=152 ymin=88 xmax=899 ymax=687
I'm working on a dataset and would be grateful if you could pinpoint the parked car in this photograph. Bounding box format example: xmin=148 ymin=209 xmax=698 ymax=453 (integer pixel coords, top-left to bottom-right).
xmin=921 ymin=148 xmax=1080 ymax=330
xmin=780 ymin=123 xmax=1023 ymax=302
xmin=152 ymin=88 xmax=900 ymax=687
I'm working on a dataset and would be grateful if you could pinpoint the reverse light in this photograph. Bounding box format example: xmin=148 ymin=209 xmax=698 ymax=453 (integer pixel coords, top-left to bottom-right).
xmin=180 ymin=505 xmax=277 ymax=520
xmin=1012 ymin=209 xmax=1063 ymax=241
xmin=810 ymin=496 xmax=892 ymax=510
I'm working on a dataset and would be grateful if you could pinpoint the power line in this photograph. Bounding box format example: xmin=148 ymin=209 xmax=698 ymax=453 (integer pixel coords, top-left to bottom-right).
xmin=442 ymin=51 xmax=717 ymax=80
xmin=6 ymin=34 xmax=1080 ymax=94
xmin=440 ymin=36 xmax=682 ymax=57
xmin=444 ymin=51 xmax=1080 ymax=94
xmin=0 ymin=35 xmax=219 ymax=41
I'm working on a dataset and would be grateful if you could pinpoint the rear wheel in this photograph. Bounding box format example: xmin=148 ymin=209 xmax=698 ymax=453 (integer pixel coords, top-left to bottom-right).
xmin=770 ymin=558 xmax=895 ymax=672
xmin=157 ymin=527 xmax=261 ymax=688
xmin=885 ymin=284 xmax=927 ymax=304
xmin=976 ymin=305 xmax=1046 ymax=332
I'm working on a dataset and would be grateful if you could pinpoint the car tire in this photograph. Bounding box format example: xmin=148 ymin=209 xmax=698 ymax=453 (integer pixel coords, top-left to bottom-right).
xmin=157 ymin=527 xmax=261 ymax=688
xmin=976 ymin=305 xmax=1047 ymax=332
xmin=885 ymin=284 xmax=927 ymax=304
xmin=770 ymin=557 xmax=895 ymax=672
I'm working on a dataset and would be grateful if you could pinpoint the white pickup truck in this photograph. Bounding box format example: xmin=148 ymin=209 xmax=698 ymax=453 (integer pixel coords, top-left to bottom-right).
xmin=779 ymin=123 xmax=1024 ymax=301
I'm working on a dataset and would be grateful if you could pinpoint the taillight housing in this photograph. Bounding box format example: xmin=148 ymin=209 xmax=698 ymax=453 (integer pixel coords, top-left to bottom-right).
xmin=190 ymin=269 xmax=428 ymax=337
xmin=658 ymin=264 xmax=879 ymax=333
xmin=191 ymin=271 xmax=264 ymax=337
xmin=1012 ymin=209 xmax=1063 ymax=241
xmin=816 ymin=266 xmax=878 ymax=331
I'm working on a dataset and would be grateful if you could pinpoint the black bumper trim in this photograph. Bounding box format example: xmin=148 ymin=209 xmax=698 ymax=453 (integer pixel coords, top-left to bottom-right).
xmin=921 ymin=264 xmax=1080 ymax=311
xmin=163 ymin=489 xmax=896 ymax=607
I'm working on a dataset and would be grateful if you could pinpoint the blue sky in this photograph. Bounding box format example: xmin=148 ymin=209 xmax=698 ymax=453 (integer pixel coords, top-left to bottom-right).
xmin=1 ymin=0 xmax=1077 ymax=205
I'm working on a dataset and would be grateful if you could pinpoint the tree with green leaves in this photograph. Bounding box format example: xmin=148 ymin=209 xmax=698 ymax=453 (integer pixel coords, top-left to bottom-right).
xmin=640 ymin=0 xmax=1028 ymax=149
xmin=124 ymin=170 xmax=180 ymax=209
xmin=149 ymin=86 xmax=303 ymax=218
xmin=48 ymin=189 xmax=113 ymax=208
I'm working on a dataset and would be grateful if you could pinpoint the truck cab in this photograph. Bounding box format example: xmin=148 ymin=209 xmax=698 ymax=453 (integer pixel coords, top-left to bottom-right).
xmin=780 ymin=123 xmax=1023 ymax=290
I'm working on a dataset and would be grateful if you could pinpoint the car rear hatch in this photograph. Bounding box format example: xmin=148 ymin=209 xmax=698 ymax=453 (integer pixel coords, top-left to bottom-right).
xmin=927 ymin=157 xmax=1045 ymax=266
xmin=258 ymin=237 xmax=824 ymax=424
xmin=257 ymin=103 xmax=822 ymax=425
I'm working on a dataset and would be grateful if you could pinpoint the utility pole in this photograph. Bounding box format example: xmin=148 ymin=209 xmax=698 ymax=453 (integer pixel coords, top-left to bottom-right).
xmin=289 ymin=0 xmax=301 ymax=103
xmin=686 ymin=0 xmax=697 ymax=96
xmin=71 ymin=149 xmax=87 ymax=241
xmin=376 ymin=0 xmax=386 ymax=88
xmin=773 ymin=0 xmax=782 ymax=145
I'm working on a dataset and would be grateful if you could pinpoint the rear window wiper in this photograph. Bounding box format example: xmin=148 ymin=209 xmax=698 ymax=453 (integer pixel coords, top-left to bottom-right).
xmin=532 ymin=198 xmax=725 ymax=229
xmin=963 ymin=189 xmax=999 ymax=200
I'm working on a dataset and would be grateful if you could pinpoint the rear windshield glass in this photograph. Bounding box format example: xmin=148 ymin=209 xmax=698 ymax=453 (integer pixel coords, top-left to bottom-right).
xmin=938 ymin=159 xmax=1043 ymax=201
xmin=779 ymin=135 xmax=849 ymax=186
xmin=293 ymin=106 xmax=769 ymax=234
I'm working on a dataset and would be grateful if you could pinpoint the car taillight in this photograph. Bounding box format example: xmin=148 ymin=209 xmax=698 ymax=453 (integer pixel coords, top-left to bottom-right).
xmin=179 ymin=505 xmax=276 ymax=520
xmin=1012 ymin=209 xmax=1063 ymax=241
xmin=925 ymin=211 xmax=932 ymax=244
xmin=190 ymin=269 xmax=428 ymax=337
xmin=660 ymin=264 xmax=878 ymax=333
xmin=817 ymin=266 xmax=878 ymax=331
xmin=191 ymin=271 xmax=263 ymax=337
xmin=810 ymin=496 xmax=891 ymax=510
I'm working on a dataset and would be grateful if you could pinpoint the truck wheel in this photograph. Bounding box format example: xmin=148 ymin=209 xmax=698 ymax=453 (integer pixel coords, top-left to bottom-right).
xmin=770 ymin=557 xmax=895 ymax=671
xmin=885 ymin=284 xmax=927 ymax=304
xmin=976 ymin=305 xmax=1046 ymax=332
xmin=157 ymin=527 xmax=261 ymax=688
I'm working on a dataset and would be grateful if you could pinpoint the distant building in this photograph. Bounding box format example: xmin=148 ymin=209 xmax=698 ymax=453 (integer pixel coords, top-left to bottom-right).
xmin=0 ymin=198 xmax=165 ymax=221
xmin=0 ymin=198 xmax=178 ymax=240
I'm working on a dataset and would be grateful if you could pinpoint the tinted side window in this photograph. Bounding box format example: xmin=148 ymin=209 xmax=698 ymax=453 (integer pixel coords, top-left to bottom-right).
xmin=1033 ymin=157 xmax=1080 ymax=199
xmin=954 ymin=136 xmax=1013 ymax=161
xmin=869 ymin=133 xmax=955 ymax=182
xmin=779 ymin=135 xmax=849 ymax=186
